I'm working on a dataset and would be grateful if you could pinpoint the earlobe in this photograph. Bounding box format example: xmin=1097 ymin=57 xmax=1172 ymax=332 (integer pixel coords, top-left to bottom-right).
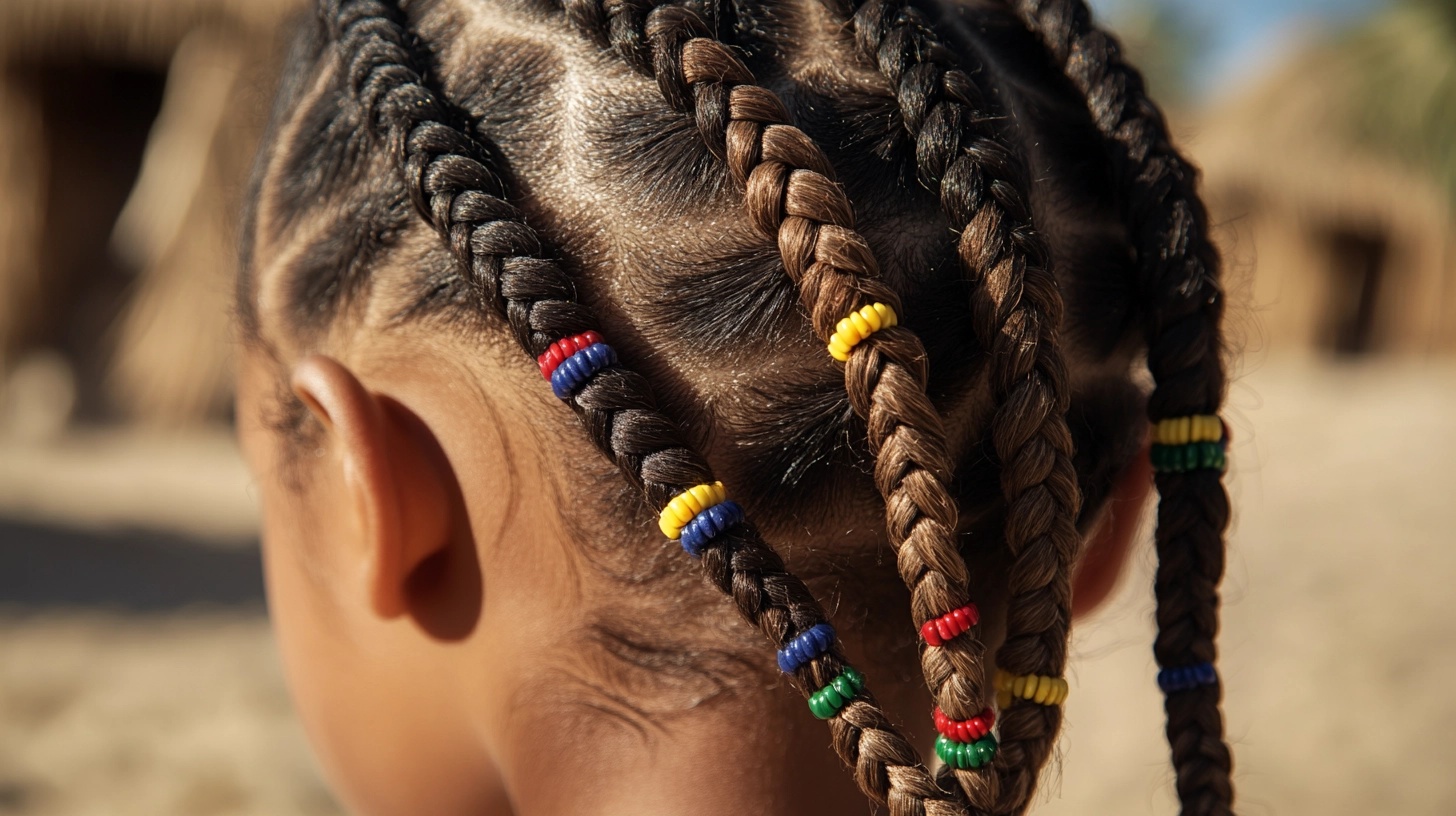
xmin=291 ymin=355 xmax=453 ymax=620
xmin=1070 ymin=444 xmax=1154 ymax=619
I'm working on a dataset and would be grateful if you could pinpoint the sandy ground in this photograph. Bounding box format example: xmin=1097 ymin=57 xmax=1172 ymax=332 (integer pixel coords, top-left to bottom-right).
xmin=2 ymin=357 xmax=1454 ymax=815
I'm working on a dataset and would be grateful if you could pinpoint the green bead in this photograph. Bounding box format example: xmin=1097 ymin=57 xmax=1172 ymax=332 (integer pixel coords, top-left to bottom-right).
xmin=1183 ymin=444 xmax=1199 ymax=471
xmin=936 ymin=736 xmax=954 ymax=766
xmin=808 ymin=692 xmax=833 ymax=719
xmin=970 ymin=735 xmax=998 ymax=768
xmin=1150 ymin=445 xmax=1166 ymax=470
xmin=807 ymin=668 xmax=866 ymax=721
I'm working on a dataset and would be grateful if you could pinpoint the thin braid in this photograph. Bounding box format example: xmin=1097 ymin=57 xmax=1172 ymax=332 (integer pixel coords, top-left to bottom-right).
xmin=564 ymin=3 xmax=1011 ymax=809
xmin=817 ymin=1 xmax=1084 ymax=811
xmin=324 ymin=2 xmax=969 ymax=815
xmin=1004 ymin=2 xmax=1235 ymax=814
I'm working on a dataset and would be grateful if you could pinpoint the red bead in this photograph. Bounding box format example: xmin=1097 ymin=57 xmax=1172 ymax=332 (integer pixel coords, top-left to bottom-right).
xmin=920 ymin=620 xmax=944 ymax=647
xmin=538 ymin=332 xmax=603 ymax=380
xmin=934 ymin=707 xmax=996 ymax=742
xmin=921 ymin=603 xmax=980 ymax=647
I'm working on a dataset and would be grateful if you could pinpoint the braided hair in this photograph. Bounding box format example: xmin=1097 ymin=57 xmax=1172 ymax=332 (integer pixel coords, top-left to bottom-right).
xmin=1002 ymin=2 xmax=1236 ymax=813
xmin=238 ymin=0 xmax=1225 ymax=813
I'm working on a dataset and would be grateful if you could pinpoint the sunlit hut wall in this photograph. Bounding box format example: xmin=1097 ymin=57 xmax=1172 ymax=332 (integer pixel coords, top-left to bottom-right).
xmin=0 ymin=0 xmax=300 ymax=428
xmin=1193 ymin=24 xmax=1456 ymax=356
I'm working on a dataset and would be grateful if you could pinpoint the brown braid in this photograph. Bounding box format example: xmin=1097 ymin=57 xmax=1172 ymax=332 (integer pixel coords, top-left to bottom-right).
xmin=323 ymin=2 xmax=969 ymax=814
xmin=1004 ymin=1 xmax=1235 ymax=814
xmin=814 ymin=0 xmax=1085 ymax=811
xmin=564 ymin=2 xmax=1015 ymax=808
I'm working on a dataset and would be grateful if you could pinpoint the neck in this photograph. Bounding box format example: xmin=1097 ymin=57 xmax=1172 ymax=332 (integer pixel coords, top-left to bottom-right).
xmin=499 ymin=664 xmax=932 ymax=816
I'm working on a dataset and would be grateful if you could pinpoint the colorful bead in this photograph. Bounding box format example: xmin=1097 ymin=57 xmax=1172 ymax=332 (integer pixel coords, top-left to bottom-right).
xmin=658 ymin=482 xmax=728 ymax=540
xmin=1157 ymin=661 xmax=1218 ymax=693
xmin=827 ymin=303 xmax=898 ymax=362
xmin=1154 ymin=414 xmax=1224 ymax=446
xmin=919 ymin=604 xmax=979 ymax=647
xmin=678 ymin=500 xmax=744 ymax=557
xmin=1150 ymin=415 xmax=1228 ymax=473
xmin=777 ymin=623 xmax=836 ymax=673
xmin=808 ymin=667 xmax=865 ymax=719
xmin=935 ymin=733 xmax=998 ymax=770
xmin=994 ymin=671 xmax=1069 ymax=708
xmin=933 ymin=706 xmax=995 ymax=743
xmin=537 ymin=331 xmax=603 ymax=379
xmin=1150 ymin=440 xmax=1227 ymax=473
xmin=549 ymin=342 xmax=616 ymax=399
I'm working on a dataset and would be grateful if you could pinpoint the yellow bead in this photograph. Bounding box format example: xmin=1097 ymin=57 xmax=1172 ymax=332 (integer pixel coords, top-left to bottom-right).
xmin=659 ymin=482 xmax=729 ymax=540
xmin=859 ymin=305 xmax=882 ymax=332
xmin=1034 ymin=677 xmax=1053 ymax=704
xmin=825 ymin=303 xmax=898 ymax=362
xmin=688 ymin=484 xmax=716 ymax=512
xmin=994 ymin=671 xmax=1067 ymax=707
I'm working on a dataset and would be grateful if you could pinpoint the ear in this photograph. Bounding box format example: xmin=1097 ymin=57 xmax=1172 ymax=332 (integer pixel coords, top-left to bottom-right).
xmin=1070 ymin=444 xmax=1154 ymax=619
xmin=291 ymin=355 xmax=453 ymax=619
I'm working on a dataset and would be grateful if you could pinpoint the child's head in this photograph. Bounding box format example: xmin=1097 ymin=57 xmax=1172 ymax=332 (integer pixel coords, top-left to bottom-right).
xmin=236 ymin=0 xmax=1232 ymax=814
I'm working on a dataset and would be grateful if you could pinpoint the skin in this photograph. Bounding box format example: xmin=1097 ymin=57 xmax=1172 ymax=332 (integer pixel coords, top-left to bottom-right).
xmin=235 ymin=331 xmax=1152 ymax=816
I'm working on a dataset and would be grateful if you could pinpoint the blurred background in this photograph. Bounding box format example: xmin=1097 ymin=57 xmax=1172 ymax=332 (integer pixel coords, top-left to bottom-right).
xmin=0 ymin=0 xmax=1452 ymax=814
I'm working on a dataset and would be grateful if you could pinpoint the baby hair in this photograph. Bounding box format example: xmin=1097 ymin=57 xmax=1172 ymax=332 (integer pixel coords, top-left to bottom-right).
xmin=238 ymin=0 xmax=1234 ymax=813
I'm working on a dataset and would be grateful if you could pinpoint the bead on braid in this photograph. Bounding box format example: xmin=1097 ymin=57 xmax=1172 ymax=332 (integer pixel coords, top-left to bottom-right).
xmin=658 ymin=482 xmax=728 ymax=539
xmin=994 ymin=671 xmax=1069 ymax=708
xmin=936 ymin=734 xmax=999 ymax=770
xmin=549 ymin=341 xmax=617 ymax=399
xmin=537 ymin=331 xmax=603 ymax=378
xmin=1158 ymin=662 xmax=1218 ymax=694
xmin=678 ymin=500 xmax=744 ymax=557
xmin=777 ymin=623 xmax=837 ymax=673
xmin=808 ymin=667 xmax=867 ymax=719
xmin=934 ymin=706 xmax=996 ymax=743
xmin=919 ymin=604 xmax=979 ymax=647
xmin=1151 ymin=414 xmax=1228 ymax=473
xmin=827 ymin=302 xmax=897 ymax=361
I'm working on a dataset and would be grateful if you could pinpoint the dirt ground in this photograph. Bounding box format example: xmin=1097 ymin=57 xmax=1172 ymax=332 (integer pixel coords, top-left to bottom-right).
xmin=2 ymin=357 xmax=1454 ymax=815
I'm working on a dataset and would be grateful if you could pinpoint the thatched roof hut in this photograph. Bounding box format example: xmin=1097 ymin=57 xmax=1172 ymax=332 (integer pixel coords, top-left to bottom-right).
xmin=1192 ymin=39 xmax=1456 ymax=356
xmin=0 ymin=0 xmax=299 ymax=430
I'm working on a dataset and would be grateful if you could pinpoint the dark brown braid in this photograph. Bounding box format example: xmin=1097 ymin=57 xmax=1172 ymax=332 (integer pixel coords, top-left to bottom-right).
xmin=562 ymin=3 xmax=1033 ymax=809
xmin=323 ymin=2 xmax=968 ymax=814
xmin=811 ymin=0 xmax=1084 ymax=811
xmin=1004 ymin=1 xmax=1235 ymax=814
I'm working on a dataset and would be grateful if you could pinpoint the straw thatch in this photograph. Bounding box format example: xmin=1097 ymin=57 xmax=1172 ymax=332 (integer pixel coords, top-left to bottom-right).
xmin=0 ymin=0 xmax=299 ymax=428
xmin=1192 ymin=36 xmax=1456 ymax=355
xmin=0 ymin=0 xmax=299 ymax=65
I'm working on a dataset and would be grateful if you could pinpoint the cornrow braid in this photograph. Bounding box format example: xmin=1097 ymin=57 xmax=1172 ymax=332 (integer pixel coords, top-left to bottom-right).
xmin=816 ymin=1 xmax=1084 ymax=811
xmin=323 ymin=2 xmax=969 ymax=814
xmin=1005 ymin=1 xmax=1236 ymax=814
xmin=563 ymin=2 xmax=1010 ymax=809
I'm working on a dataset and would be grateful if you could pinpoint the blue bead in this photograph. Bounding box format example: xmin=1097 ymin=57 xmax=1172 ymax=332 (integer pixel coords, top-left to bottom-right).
xmin=1158 ymin=661 xmax=1217 ymax=693
xmin=777 ymin=623 xmax=836 ymax=674
xmin=550 ymin=343 xmax=615 ymax=399
xmin=679 ymin=500 xmax=744 ymax=557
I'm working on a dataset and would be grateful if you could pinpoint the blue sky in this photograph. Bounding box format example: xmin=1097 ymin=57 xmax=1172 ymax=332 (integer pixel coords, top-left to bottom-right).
xmin=1089 ymin=0 xmax=1382 ymax=97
